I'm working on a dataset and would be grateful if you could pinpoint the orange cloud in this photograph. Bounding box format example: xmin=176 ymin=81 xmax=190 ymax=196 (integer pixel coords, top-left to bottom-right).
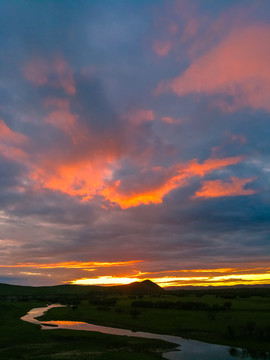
xmin=32 ymin=161 xmax=113 ymax=201
xmin=1 ymin=260 xmax=141 ymax=269
xmin=151 ymin=272 xmax=270 ymax=287
xmin=70 ymin=266 xmax=270 ymax=287
xmin=31 ymin=129 xmax=127 ymax=201
xmin=102 ymin=156 xmax=244 ymax=208
xmin=186 ymin=156 xmax=244 ymax=177
xmin=194 ymin=176 xmax=257 ymax=199
xmin=157 ymin=25 xmax=270 ymax=112
xmin=28 ymin=93 xmax=244 ymax=210
xmin=23 ymin=54 xmax=75 ymax=95
xmin=31 ymin=105 xmax=127 ymax=200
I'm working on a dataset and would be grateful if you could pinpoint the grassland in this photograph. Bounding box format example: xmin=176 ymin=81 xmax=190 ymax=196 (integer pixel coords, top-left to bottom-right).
xmin=0 ymin=282 xmax=270 ymax=359
xmin=39 ymin=288 xmax=270 ymax=353
xmin=0 ymin=300 xmax=175 ymax=360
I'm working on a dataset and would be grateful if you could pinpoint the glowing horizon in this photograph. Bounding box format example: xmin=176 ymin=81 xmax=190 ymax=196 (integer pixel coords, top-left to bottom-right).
xmin=69 ymin=266 xmax=270 ymax=288
xmin=70 ymin=273 xmax=270 ymax=288
xmin=1 ymin=260 xmax=270 ymax=288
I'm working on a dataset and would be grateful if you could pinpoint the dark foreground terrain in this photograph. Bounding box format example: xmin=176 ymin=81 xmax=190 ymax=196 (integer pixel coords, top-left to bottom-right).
xmin=0 ymin=281 xmax=270 ymax=359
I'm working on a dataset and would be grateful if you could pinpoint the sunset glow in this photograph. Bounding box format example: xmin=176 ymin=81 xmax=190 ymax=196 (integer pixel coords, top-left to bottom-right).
xmin=70 ymin=271 xmax=270 ymax=288
xmin=72 ymin=276 xmax=141 ymax=286
xmin=0 ymin=260 xmax=142 ymax=269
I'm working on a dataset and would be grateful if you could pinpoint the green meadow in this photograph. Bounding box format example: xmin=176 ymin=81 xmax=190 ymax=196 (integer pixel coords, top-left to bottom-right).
xmin=39 ymin=290 xmax=270 ymax=352
xmin=0 ymin=300 xmax=174 ymax=360
xmin=0 ymin=282 xmax=270 ymax=359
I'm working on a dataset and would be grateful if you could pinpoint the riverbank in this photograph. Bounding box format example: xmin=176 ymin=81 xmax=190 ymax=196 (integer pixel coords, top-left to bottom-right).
xmin=25 ymin=304 xmax=270 ymax=360
xmin=1 ymin=283 xmax=270 ymax=359
xmin=38 ymin=292 xmax=270 ymax=353
xmin=0 ymin=301 xmax=176 ymax=360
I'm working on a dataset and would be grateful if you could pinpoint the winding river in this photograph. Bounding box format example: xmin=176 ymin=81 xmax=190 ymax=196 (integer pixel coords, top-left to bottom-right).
xmin=21 ymin=304 xmax=268 ymax=360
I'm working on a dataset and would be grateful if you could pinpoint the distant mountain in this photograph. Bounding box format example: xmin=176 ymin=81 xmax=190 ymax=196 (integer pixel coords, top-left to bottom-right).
xmin=165 ymin=284 xmax=270 ymax=290
xmin=0 ymin=282 xmax=104 ymax=296
xmin=114 ymin=279 xmax=164 ymax=294
xmin=1 ymin=281 xmax=270 ymax=298
xmin=1 ymin=281 xmax=270 ymax=300
xmin=0 ymin=279 xmax=163 ymax=297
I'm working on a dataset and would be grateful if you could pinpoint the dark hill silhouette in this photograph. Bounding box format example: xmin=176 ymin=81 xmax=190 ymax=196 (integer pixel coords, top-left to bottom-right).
xmin=0 ymin=280 xmax=163 ymax=298
xmin=0 ymin=281 xmax=269 ymax=301
xmin=112 ymin=279 xmax=164 ymax=295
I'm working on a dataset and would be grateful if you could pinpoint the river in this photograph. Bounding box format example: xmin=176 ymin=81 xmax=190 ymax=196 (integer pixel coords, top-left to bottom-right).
xmin=21 ymin=304 xmax=269 ymax=360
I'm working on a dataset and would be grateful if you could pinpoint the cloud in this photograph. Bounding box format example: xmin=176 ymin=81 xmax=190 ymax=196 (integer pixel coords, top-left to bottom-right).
xmin=180 ymin=18 xmax=199 ymax=43
xmin=124 ymin=109 xmax=155 ymax=125
xmin=43 ymin=98 xmax=83 ymax=143
xmin=29 ymin=93 xmax=128 ymax=201
xmin=157 ymin=25 xmax=270 ymax=112
xmin=153 ymin=40 xmax=172 ymax=57
xmin=0 ymin=120 xmax=29 ymax=162
xmin=0 ymin=120 xmax=27 ymax=145
xmin=32 ymin=164 xmax=106 ymax=200
xmin=211 ymin=132 xmax=247 ymax=157
xmin=0 ymin=0 xmax=269 ymax=287
xmin=102 ymin=156 xmax=244 ymax=208
xmin=161 ymin=116 xmax=181 ymax=125
xmin=194 ymin=176 xmax=257 ymax=199
xmin=23 ymin=54 xmax=76 ymax=95
xmin=1 ymin=260 xmax=141 ymax=269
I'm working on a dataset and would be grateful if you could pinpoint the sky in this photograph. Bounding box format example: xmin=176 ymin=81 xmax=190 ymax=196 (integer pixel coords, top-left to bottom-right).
xmin=0 ymin=0 xmax=270 ymax=288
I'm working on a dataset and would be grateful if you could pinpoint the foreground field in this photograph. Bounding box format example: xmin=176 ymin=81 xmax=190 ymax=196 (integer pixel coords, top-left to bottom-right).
xmin=0 ymin=301 xmax=175 ymax=360
xmin=39 ymin=290 xmax=270 ymax=353
xmin=0 ymin=283 xmax=270 ymax=359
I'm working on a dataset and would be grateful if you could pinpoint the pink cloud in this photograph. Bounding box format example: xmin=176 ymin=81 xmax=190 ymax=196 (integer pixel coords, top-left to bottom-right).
xmin=161 ymin=116 xmax=182 ymax=125
xmin=153 ymin=40 xmax=172 ymax=57
xmin=161 ymin=116 xmax=175 ymax=124
xmin=43 ymin=98 xmax=83 ymax=143
xmin=44 ymin=110 xmax=79 ymax=140
xmin=194 ymin=176 xmax=257 ymax=199
xmin=211 ymin=132 xmax=247 ymax=157
xmin=23 ymin=54 xmax=76 ymax=95
xmin=125 ymin=109 xmax=155 ymax=125
xmin=157 ymin=25 xmax=270 ymax=112
xmin=0 ymin=120 xmax=28 ymax=145
xmin=180 ymin=18 xmax=199 ymax=43
xmin=229 ymin=134 xmax=246 ymax=144
xmin=0 ymin=120 xmax=29 ymax=162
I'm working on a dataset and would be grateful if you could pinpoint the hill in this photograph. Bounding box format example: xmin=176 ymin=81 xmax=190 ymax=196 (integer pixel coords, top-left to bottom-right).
xmin=112 ymin=279 xmax=164 ymax=294
xmin=0 ymin=279 xmax=163 ymax=300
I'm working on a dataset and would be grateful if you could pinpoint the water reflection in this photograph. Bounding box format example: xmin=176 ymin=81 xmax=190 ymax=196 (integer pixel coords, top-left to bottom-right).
xmin=21 ymin=305 xmax=269 ymax=360
xmin=20 ymin=304 xmax=65 ymax=324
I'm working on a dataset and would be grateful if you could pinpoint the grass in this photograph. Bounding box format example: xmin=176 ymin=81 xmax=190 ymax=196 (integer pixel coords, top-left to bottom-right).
xmin=0 ymin=301 xmax=176 ymax=360
xmin=39 ymin=292 xmax=270 ymax=352
xmin=1 ymin=284 xmax=270 ymax=358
